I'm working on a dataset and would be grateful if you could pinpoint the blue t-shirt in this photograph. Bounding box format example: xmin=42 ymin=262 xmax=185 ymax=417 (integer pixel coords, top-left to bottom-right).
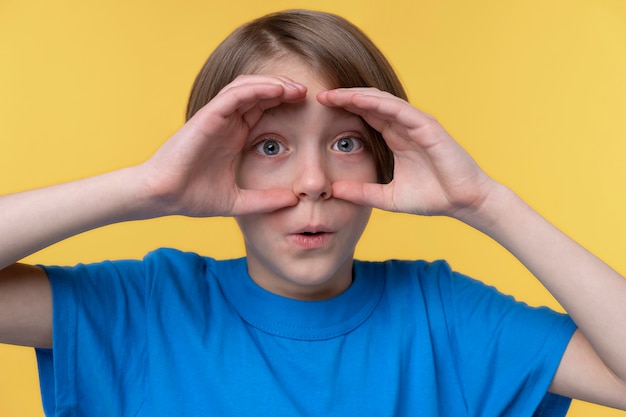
xmin=36 ymin=248 xmax=576 ymax=416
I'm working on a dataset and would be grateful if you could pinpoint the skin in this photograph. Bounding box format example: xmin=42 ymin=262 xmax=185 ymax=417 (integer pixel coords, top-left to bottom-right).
xmin=0 ymin=57 xmax=625 ymax=409
xmin=235 ymin=60 xmax=377 ymax=300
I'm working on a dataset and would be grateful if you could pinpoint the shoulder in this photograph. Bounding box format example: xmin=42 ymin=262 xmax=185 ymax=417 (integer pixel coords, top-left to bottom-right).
xmin=354 ymin=258 xmax=472 ymax=296
xmin=142 ymin=247 xmax=213 ymax=265
xmin=141 ymin=247 xmax=241 ymax=274
xmin=355 ymin=258 xmax=452 ymax=278
xmin=42 ymin=248 xmax=244 ymax=297
xmin=355 ymin=258 xmax=571 ymax=326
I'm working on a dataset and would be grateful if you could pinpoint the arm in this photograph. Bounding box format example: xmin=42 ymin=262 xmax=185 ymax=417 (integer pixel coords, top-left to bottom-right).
xmin=319 ymin=88 xmax=626 ymax=409
xmin=476 ymin=185 xmax=626 ymax=409
xmin=470 ymin=191 xmax=626 ymax=408
xmin=0 ymin=75 xmax=305 ymax=348
xmin=0 ymin=167 xmax=148 ymax=348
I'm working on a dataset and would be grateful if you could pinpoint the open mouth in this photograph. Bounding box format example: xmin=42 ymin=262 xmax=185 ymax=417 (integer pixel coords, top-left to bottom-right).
xmin=301 ymin=231 xmax=325 ymax=236
xmin=290 ymin=230 xmax=334 ymax=249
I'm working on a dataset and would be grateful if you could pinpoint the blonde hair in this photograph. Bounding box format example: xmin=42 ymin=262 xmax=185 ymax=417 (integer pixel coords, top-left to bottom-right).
xmin=187 ymin=10 xmax=407 ymax=183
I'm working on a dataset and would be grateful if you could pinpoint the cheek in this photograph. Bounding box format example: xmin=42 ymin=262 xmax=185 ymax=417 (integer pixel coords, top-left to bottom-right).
xmin=235 ymin=213 xmax=274 ymax=244
xmin=235 ymin=154 xmax=288 ymax=190
xmin=334 ymin=203 xmax=373 ymax=248
xmin=352 ymin=206 xmax=373 ymax=231
xmin=332 ymin=154 xmax=378 ymax=183
xmin=331 ymin=201 xmax=373 ymax=232
xmin=361 ymin=159 xmax=378 ymax=183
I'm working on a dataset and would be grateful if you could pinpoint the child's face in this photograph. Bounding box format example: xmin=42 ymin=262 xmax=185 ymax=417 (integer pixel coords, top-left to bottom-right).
xmin=235 ymin=58 xmax=378 ymax=300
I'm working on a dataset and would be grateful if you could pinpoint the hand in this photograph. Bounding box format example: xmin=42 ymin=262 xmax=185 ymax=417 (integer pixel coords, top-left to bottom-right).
xmin=318 ymin=88 xmax=497 ymax=220
xmin=141 ymin=75 xmax=306 ymax=218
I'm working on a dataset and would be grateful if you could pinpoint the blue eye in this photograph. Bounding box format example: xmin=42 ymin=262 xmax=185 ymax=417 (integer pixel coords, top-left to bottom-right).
xmin=332 ymin=137 xmax=363 ymax=153
xmin=255 ymin=139 xmax=285 ymax=156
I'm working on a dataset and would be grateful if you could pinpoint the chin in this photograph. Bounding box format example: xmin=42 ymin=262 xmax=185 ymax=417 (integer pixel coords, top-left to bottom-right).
xmin=262 ymin=261 xmax=353 ymax=300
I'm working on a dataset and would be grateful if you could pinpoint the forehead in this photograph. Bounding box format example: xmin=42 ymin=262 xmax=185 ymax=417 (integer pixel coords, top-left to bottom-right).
xmin=253 ymin=56 xmax=338 ymax=100
xmin=261 ymin=97 xmax=359 ymax=121
xmin=257 ymin=101 xmax=369 ymax=142
xmin=250 ymin=56 xmax=370 ymax=133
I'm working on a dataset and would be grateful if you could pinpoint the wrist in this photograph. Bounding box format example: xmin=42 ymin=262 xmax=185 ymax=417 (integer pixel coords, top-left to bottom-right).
xmin=454 ymin=182 xmax=519 ymax=236
xmin=127 ymin=164 xmax=182 ymax=220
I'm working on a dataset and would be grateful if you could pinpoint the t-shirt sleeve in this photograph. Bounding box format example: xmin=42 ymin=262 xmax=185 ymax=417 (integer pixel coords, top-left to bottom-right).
xmin=35 ymin=257 xmax=149 ymax=416
xmin=432 ymin=261 xmax=577 ymax=416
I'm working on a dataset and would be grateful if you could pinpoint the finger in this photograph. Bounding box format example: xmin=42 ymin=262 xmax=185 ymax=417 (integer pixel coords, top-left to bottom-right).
xmin=217 ymin=75 xmax=308 ymax=111
xmin=320 ymin=89 xmax=426 ymax=127
xmin=220 ymin=74 xmax=304 ymax=93
xmin=210 ymin=81 xmax=307 ymax=119
xmin=192 ymin=76 xmax=307 ymax=128
xmin=185 ymin=81 xmax=307 ymax=149
xmin=320 ymin=89 xmax=449 ymax=152
xmin=317 ymin=89 xmax=417 ymax=144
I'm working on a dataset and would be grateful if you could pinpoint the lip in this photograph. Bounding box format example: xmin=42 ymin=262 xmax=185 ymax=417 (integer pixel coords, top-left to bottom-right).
xmin=287 ymin=229 xmax=335 ymax=249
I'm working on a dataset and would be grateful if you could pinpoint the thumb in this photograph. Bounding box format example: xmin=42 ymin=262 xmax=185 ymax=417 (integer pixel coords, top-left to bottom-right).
xmin=234 ymin=188 xmax=298 ymax=215
xmin=332 ymin=181 xmax=389 ymax=210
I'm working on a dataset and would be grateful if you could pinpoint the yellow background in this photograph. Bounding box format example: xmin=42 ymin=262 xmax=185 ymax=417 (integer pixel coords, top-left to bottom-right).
xmin=1 ymin=0 xmax=625 ymax=415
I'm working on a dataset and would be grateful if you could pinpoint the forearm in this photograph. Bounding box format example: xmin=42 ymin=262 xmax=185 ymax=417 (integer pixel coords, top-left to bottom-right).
xmin=0 ymin=166 xmax=158 ymax=269
xmin=463 ymin=184 xmax=626 ymax=382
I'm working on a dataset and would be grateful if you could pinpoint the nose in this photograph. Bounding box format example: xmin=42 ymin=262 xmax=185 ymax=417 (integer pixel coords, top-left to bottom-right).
xmin=292 ymin=152 xmax=332 ymax=201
